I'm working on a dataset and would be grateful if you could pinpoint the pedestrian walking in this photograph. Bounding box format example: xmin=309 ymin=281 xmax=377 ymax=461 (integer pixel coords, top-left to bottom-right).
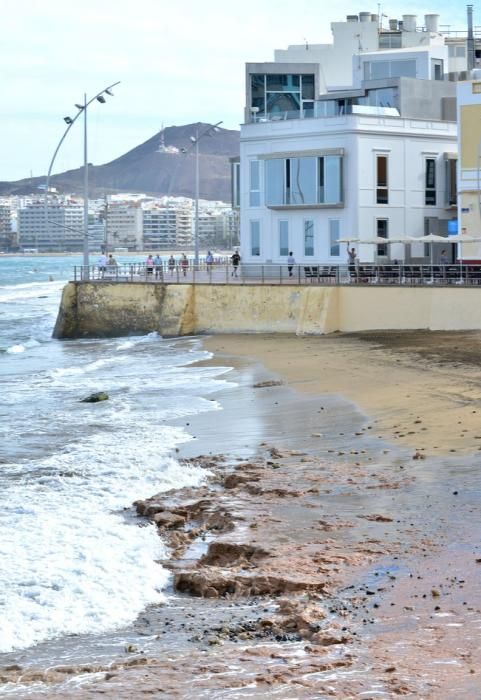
xmin=287 ymin=251 xmax=295 ymax=277
xmin=153 ymin=254 xmax=162 ymax=279
xmin=231 ymin=250 xmax=241 ymax=277
xmin=146 ymin=254 xmax=154 ymax=276
xmin=168 ymin=255 xmax=176 ymax=275
xmin=97 ymin=253 xmax=107 ymax=277
xmin=180 ymin=254 xmax=189 ymax=277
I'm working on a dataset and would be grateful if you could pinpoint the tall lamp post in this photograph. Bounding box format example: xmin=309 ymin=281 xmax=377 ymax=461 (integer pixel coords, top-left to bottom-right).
xmin=183 ymin=122 xmax=222 ymax=268
xmin=44 ymin=81 xmax=120 ymax=272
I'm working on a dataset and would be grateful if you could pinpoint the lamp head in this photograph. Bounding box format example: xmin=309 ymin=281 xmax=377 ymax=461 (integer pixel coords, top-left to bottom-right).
xmin=105 ymin=88 xmax=114 ymax=96
xmin=64 ymin=116 xmax=73 ymax=125
xmin=97 ymin=95 xmax=106 ymax=104
xmin=189 ymin=136 xmax=196 ymax=143
xmin=75 ymin=103 xmax=84 ymax=110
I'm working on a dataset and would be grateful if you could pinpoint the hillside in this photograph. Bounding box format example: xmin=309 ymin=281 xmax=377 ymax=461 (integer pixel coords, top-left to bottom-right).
xmin=0 ymin=123 xmax=240 ymax=201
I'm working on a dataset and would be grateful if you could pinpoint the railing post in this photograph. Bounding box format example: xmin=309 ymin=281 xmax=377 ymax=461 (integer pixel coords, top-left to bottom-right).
xmin=262 ymin=265 xmax=265 ymax=284
xmin=279 ymin=265 xmax=283 ymax=285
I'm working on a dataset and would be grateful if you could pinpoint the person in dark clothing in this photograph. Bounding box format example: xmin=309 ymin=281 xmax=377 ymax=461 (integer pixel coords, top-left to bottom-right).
xmin=231 ymin=251 xmax=241 ymax=277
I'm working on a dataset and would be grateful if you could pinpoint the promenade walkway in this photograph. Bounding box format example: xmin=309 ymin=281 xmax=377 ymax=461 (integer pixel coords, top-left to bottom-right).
xmin=72 ymin=262 xmax=481 ymax=287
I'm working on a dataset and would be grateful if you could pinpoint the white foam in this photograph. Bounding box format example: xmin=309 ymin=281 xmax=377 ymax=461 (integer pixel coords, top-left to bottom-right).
xmin=6 ymin=344 xmax=25 ymax=354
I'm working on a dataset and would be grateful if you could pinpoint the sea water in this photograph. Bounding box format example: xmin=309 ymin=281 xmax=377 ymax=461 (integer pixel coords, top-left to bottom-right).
xmin=0 ymin=255 xmax=234 ymax=653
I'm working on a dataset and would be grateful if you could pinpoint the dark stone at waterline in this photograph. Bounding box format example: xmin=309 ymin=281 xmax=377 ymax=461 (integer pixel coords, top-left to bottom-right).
xmin=80 ymin=392 xmax=109 ymax=403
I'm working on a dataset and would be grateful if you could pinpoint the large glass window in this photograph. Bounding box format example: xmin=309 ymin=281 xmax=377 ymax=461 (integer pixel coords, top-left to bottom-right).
xmin=279 ymin=220 xmax=289 ymax=256
xmin=425 ymin=158 xmax=436 ymax=205
xmin=265 ymin=159 xmax=285 ymax=205
xmin=329 ymin=220 xmax=340 ymax=256
xmin=249 ymin=160 xmax=261 ymax=207
xmin=250 ymin=220 xmax=260 ymax=256
xmin=265 ymin=155 xmax=343 ymax=207
xmin=250 ymin=73 xmax=315 ymax=120
xmin=290 ymin=157 xmax=317 ymax=204
xmin=304 ymin=220 xmax=314 ymax=256
xmin=324 ymin=157 xmax=342 ymax=204
xmin=376 ymin=155 xmax=388 ymax=204
xmin=364 ymin=59 xmax=416 ymax=80
xmin=377 ymin=219 xmax=388 ymax=256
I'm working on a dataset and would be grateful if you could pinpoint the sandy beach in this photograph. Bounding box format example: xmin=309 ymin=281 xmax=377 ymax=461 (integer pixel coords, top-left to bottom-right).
xmin=2 ymin=330 xmax=481 ymax=698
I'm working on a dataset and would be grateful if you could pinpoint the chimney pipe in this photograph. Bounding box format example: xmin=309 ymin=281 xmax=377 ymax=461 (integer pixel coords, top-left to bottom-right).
xmin=467 ymin=4 xmax=475 ymax=71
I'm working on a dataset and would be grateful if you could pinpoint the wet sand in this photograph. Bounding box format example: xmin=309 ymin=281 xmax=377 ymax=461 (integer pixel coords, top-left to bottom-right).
xmin=2 ymin=331 xmax=481 ymax=698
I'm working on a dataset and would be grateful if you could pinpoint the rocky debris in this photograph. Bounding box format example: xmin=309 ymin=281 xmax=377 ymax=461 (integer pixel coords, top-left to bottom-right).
xmin=174 ymin=570 xmax=327 ymax=598
xmin=80 ymin=391 xmax=109 ymax=403
xmin=199 ymin=542 xmax=269 ymax=567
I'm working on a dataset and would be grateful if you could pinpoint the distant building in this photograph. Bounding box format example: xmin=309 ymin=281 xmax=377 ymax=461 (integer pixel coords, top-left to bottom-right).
xmin=0 ymin=204 xmax=14 ymax=251
xmin=18 ymin=202 xmax=84 ymax=252
xmin=106 ymin=204 xmax=143 ymax=251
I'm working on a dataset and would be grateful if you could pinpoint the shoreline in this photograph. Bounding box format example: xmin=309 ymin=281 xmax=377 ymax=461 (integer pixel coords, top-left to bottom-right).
xmin=2 ymin=331 xmax=481 ymax=697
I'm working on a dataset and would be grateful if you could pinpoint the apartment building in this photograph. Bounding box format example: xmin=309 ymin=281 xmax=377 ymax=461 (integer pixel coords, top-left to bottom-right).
xmin=105 ymin=204 xmax=143 ymax=251
xmin=0 ymin=205 xmax=13 ymax=251
xmin=18 ymin=202 xmax=84 ymax=252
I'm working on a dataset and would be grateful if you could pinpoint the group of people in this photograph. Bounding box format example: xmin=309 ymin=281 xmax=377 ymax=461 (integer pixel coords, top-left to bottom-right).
xmin=97 ymin=253 xmax=118 ymax=275
xmin=95 ymin=251 xmax=243 ymax=278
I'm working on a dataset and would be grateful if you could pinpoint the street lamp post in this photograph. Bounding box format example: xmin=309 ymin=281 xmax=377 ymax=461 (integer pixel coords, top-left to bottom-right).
xmin=44 ymin=81 xmax=120 ymax=272
xmin=184 ymin=122 xmax=222 ymax=268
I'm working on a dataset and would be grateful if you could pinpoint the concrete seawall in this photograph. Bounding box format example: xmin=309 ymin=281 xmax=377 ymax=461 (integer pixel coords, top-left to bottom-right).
xmin=53 ymin=282 xmax=481 ymax=339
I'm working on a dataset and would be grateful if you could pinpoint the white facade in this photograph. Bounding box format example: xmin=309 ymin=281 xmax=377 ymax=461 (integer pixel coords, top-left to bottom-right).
xmin=18 ymin=202 xmax=84 ymax=252
xmin=240 ymin=115 xmax=457 ymax=265
xmin=106 ymin=205 xmax=143 ymax=251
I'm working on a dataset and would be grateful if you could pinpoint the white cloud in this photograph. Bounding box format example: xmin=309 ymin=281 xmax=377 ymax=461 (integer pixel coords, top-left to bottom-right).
xmin=0 ymin=0 xmax=471 ymax=180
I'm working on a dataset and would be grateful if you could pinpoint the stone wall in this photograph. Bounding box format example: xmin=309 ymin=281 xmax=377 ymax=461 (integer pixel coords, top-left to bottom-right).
xmin=53 ymin=282 xmax=481 ymax=339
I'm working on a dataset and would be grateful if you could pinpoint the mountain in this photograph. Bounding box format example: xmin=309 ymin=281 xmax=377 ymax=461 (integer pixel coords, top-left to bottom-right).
xmin=0 ymin=123 xmax=240 ymax=202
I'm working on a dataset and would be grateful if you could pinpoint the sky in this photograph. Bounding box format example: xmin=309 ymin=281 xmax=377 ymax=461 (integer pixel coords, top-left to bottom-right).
xmin=0 ymin=0 xmax=470 ymax=182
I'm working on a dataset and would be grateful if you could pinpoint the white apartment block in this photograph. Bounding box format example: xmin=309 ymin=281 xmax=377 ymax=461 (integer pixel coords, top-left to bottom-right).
xmin=238 ymin=10 xmax=468 ymax=267
xmin=18 ymin=202 xmax=84 ymax=252
xmin=106 ymin=205 xmax=143 ymax=251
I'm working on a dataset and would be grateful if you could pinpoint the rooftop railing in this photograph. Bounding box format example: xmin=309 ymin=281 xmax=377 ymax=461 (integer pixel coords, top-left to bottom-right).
xmin=72 ymin=262 xmax=481 ymax=287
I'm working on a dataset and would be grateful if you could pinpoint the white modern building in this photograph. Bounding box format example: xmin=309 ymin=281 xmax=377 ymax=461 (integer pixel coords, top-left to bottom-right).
xmin=238 ymin=10 xmax=465 ymax=267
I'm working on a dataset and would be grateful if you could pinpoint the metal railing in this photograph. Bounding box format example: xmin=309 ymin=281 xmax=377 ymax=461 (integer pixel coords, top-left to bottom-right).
xmin=72 ymin=262 xmax=481 ymax=286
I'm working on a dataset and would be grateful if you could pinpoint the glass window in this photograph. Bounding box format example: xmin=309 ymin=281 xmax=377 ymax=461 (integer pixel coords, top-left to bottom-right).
xmin=377 ymin=219 xmax=388 ymax=256
xmin=265 ymin=159 xmax=285 ymax=205
xmin=301 ymin=74 xmax=315 ymax=100
xmin=376 ymin=155 xmax=388 ymax=204
xmin=232 ymin=162 xmax=240 ymax=208
xmin=324 ymin=156 xmax=342 ymax=204
xmin=445 ymin=158 xmax=457 ymax=206
xmin=304 ymin=220 xmax=314 ymax=256
xmin=425 ymin=158 xmax=436 ymax=205
xmin=329 ymin=220 xmax=340 ymax=256
xmin=250 ymin=220 xmax=260 ymax=256
xmin=391 ymin=59 xmax=416 ymax=78
xmin=249 ymin=160 xmax=261 ymax=207
xmin=290 ymin=157 xmax=317 ymax=205
xmin=279 ymin=220 xmax=289 ymax=256
xmin=266 ymin=74 xmax=300 ymax=91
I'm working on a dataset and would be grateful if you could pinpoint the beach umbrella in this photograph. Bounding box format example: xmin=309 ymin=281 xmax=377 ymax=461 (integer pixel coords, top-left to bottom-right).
xmin=336 ymin=237 xmax=361 ymax=243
